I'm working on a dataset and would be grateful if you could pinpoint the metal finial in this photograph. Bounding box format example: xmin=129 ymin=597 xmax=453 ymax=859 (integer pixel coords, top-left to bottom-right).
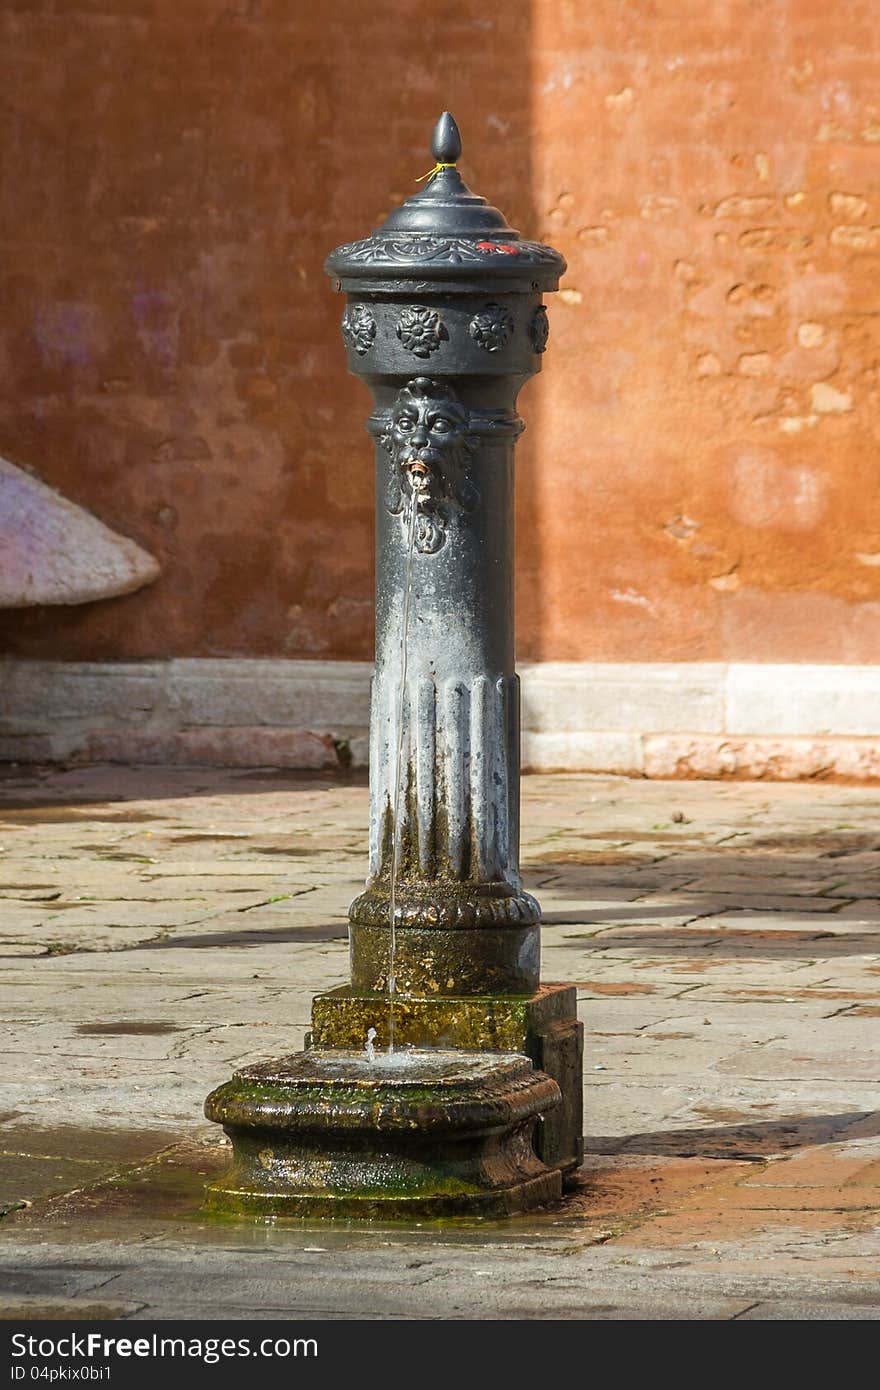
xmin=431 ymin=112 xmax=461 ymax=166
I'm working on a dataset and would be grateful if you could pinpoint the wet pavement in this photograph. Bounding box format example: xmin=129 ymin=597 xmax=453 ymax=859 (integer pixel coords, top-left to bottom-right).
xmin=1 ymin=765 xmax=879 ymax=1319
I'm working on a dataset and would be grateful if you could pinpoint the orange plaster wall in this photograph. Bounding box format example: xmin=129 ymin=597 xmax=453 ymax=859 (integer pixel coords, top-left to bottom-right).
xmin=524 ymin=0 xmax=880 ymax=662
xmin=1 ymin=2 xmax=879 ymax=665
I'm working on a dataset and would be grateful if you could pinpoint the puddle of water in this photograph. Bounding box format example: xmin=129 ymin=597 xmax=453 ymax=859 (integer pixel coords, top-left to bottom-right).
xmin=264 ymin=1048 xmax=509 ymax=1080
xmin=0 ymin=1124 xmax=187 ymax=1211
xmin=0 ymin=1123 xmax=180 ymax=1164
xmin=6 ymin=1140 xmax=594 ymax=1248
xmin=75 ymin=1021 xmax=181 ymax=1036
xmin=0 ymin=1153 xmax=113 ymax=1207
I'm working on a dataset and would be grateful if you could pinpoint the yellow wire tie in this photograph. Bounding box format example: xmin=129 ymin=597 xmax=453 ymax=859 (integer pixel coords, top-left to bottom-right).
xmin=415 ymin=162 xmax=457 ymax=183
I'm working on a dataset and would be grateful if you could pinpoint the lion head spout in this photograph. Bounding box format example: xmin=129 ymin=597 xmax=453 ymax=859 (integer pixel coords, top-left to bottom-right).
xmin=381 ymin=377 xmax=478 ymax=554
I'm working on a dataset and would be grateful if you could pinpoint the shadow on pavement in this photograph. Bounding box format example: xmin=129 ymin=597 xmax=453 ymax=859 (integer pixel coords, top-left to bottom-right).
xmin=587 ymin=1110 xmax=880 ymax=1159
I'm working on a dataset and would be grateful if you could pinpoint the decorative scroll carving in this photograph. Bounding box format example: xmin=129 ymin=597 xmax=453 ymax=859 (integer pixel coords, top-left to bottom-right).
xmin=380 ymin=377 xmax=478 ymax=555
xmin=331 ymin=235 xmax=563 ymax=268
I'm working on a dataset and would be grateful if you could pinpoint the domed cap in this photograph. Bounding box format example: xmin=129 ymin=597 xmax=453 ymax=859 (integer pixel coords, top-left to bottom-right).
xmin=378 ymin=112 xmax=516 ymax=240
xmin=325 ymin=113 xmax=566 ymax=294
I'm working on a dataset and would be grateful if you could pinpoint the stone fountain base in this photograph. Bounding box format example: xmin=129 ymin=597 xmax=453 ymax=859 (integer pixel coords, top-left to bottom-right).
xmin=204 ymin=1049 xmax=562 ymax=1219
xmin=311 ymin=983 xmax=584 ymax=1180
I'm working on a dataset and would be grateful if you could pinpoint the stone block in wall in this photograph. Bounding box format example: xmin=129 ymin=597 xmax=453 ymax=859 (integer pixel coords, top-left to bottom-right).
xmin=643 ymin=734 xmax=880 ymax=782
xmin=727 ymin=665 xmax=880 ymax=737
xmin=520 ymin=663 xmax=725 ymax=734
xmin=167 ymin=659 xmax=370 ymax=730
xmin=171 ymin=728 xmax=339 ymax=769
xmin=83 ymin=727 xmax=340 ymax=770
xmin=0 ymin=662 xmax=166 ymax=732
xmin=521 ymin=731 xmax=643 ymax=775
xmin=2 ymin=658 xmax=880 ymax=781
xmin=0 ymin=733 xmax=57 ymax=762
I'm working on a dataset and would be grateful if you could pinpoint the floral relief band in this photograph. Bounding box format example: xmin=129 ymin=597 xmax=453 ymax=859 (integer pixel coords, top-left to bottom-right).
xmin=341 ymin=303 xmax=377 ymax=355
xmin=396 ymin=305 xmax=448 ymax=358
xmin=469 ymin=302 xmax=515 ymax=353
xmin=529 ymin=305 xmax=549 ymax=354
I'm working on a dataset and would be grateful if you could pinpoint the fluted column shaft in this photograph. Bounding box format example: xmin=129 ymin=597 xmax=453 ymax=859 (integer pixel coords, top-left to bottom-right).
xmin=346 ymin=314 xmax=542 ymax=996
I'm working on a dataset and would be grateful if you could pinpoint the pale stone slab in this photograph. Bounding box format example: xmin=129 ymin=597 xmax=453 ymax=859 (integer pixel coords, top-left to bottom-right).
xmin=0 ymin=734 xmax=56 ymax=761
xmin=167 ymin=658 xmax=370 ymax=729
xmin=520 ymin=661 xmax=726 ymax=733
xmin=643 ymin=733 xmax=880 ymax=781
xmin=2 ymin=660 xmax=166 ymax=725
xmin=3 ymin=658 xmax=880 ymax=777
xmin=522 ymin=730 xmax=644 ymax=773
xmin=716 ymin=1045 xmax=880 ymax=1081
xmin=727 ymin=664 xmax=880 ymax=737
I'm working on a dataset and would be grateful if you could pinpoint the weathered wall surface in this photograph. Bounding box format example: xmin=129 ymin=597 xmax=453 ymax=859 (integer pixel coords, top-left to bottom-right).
xmin=1 ymin=1 xmax=879 ymax=666
xmin=0 ymin=0 xmax=534 ymax=660
xmin=526 ymin=0 xmax=880 ymax=662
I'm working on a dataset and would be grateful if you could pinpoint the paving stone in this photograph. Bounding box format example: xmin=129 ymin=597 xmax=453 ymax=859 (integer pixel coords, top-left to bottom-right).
xmin=0 ymin=1266 xmax=122 ymax=1299
xmin=737 ymin=1300 xmax=880 ymax=1319
xmin=2 ymin=767 xmax=880 ymax=1317
xmin=0 ymin=1296 xmax=143 ymax=1320
xmin=716 ymin=1044 xmax=880 ymax=1081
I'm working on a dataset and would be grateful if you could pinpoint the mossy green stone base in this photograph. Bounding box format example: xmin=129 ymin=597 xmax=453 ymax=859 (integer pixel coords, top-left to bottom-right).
xmin=204 ymin=1049 xmax=562 ymax=1219
xmin=310 ymin=983 xmax=584 ymax=1179
xmin=204 ymin=1171 xmax=561 ymax=1220
xmin=349 ymin=919 xmax=541 ymax=996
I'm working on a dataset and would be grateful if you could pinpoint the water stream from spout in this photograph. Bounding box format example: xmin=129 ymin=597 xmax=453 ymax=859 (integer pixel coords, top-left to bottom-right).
xmin=387 ymin=488 xmax=421 ymax=1053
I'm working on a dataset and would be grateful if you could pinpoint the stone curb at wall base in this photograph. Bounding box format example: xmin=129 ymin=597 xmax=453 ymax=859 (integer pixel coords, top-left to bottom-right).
xmin=2 ymin=659 xmax=880 ymax=782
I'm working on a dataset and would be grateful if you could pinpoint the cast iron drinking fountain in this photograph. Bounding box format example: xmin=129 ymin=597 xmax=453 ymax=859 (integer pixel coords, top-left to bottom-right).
xmin=204 ymin=114 xmax=584 ymax=1217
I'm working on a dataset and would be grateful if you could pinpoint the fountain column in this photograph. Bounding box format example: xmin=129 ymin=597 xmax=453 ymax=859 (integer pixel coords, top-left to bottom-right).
xmin=327 ymin=113 xmax=556 ymax=995
xmin=204 ymin=115 xmax=583 ymax=1215
xmin=315 ymin=114 xmax=583 ymax=1177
